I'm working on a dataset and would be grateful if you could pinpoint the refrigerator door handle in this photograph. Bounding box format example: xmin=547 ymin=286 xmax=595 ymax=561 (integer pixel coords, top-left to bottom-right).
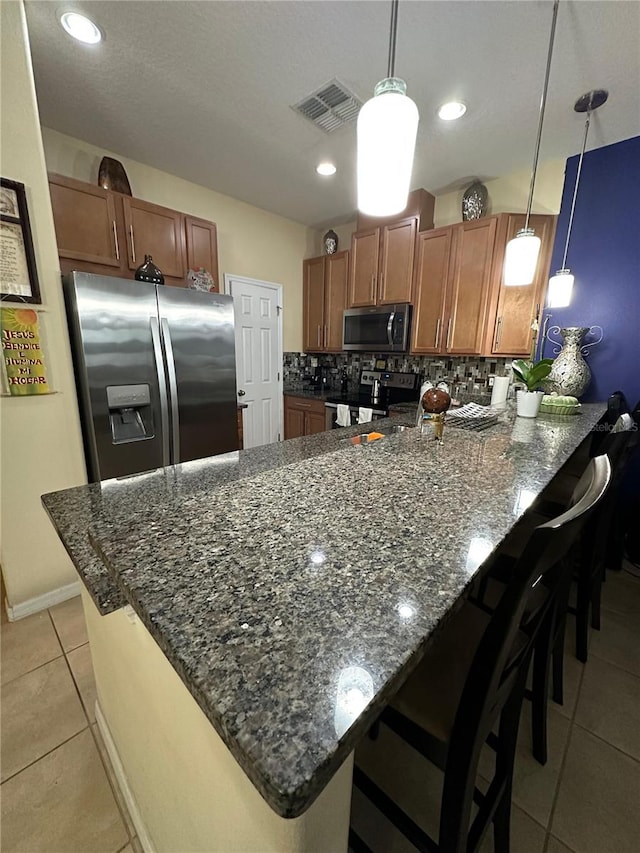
xmin=150 ymin=316 xmax=170 ymax=467
xmin=160 ymin=317 xmax=180 ymax=463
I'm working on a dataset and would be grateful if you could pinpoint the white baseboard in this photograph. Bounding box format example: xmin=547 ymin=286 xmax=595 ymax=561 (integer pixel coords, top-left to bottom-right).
xmin=5 ymin=580 xmax=82 ymax=621
xmin=94 ymin=701 xmax=156 ymax=853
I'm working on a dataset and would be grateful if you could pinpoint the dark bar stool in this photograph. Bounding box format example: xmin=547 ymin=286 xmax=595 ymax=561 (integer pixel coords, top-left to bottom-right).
xmin=350 ymin=456 xmax=611 ymax=853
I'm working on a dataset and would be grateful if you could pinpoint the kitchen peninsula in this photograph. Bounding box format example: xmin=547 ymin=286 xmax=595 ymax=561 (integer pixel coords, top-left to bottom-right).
xmin=42 ymin=405 xmax=605 ymax=852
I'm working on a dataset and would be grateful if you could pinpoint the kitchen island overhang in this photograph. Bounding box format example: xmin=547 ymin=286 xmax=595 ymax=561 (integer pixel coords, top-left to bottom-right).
xmin=42 ymin=404 xmax=606 ymax=846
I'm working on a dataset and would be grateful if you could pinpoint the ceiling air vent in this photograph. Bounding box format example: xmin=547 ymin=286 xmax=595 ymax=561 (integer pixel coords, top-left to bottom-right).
xmin=293 ymin=79 xmax=362 ymax=133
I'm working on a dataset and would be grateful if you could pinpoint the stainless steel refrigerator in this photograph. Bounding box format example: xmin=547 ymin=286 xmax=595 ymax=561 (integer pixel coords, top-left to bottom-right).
xmin=64 ymin=272 xmax=238 ymax=482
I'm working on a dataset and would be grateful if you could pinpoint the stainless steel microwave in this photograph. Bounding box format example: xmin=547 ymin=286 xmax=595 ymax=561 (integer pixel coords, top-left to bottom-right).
xmin=342 ymin=304 xmax=412 ymax=352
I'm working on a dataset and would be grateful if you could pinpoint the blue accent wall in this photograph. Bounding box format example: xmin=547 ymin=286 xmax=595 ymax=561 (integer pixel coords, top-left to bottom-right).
xmin=540 ymin=135 xmax=640 ymax=406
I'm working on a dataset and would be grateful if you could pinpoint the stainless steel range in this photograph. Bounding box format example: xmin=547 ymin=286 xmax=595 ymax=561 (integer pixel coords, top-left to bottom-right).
xmin=325 ymin=370 xmax=421 ymax=429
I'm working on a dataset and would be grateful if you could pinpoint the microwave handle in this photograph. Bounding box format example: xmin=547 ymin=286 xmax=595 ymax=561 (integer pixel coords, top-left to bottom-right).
xmin=386 ymin=311 xmax=396 ymax=347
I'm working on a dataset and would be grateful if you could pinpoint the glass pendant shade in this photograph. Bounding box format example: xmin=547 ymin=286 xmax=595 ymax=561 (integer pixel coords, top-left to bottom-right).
xmin=503 ymin=228 xmax=542 ymax=286
xmin=547 ymin=268 xmax=574 ymax=307
xmin=357 ymin=78 xmax=419 ymax=217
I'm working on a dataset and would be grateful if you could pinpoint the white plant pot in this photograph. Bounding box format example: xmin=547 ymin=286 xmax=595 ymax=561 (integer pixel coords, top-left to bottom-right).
xmin=516 ymin=390 xmax=544 ymax=419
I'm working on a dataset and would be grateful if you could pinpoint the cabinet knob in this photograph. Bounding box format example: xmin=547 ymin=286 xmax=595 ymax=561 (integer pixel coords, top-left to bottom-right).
xmin=238 ymin=389 xmax=246 ymax=397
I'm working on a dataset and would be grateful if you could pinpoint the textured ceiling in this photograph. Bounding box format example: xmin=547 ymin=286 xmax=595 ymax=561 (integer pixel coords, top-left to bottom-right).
xmin=25 ymin=0 xmax=640 ymax=227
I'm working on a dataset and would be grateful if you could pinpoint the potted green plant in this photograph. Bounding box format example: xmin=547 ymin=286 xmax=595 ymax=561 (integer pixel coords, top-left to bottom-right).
xmin=512 ymin=357 xmax=554 ymax=418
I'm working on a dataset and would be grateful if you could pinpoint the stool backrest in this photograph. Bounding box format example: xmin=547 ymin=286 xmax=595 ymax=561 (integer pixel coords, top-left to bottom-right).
xmin=451 ymin=455 xmax=611 ymax=756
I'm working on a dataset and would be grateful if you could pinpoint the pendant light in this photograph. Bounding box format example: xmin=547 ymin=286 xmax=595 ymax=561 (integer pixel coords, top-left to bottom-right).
xmin=504 ymin=0 xmax=559 ymax=286
xmin=547 ymin=89 xmax=608 ymax=308
xmin=357 ymin=0 xmax=419 ymax=217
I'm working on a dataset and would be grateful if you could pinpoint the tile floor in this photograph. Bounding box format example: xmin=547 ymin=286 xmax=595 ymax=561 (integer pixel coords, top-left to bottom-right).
xmin=1 ymin=568 xmax=639 ymax=852
xmin=352 ymin=566 xmax=640 ymax=853
xmin=1 ymin=596 xmax=140 ymax=853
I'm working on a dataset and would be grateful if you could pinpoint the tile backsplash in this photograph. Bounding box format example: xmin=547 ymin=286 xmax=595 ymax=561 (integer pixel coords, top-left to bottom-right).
xmin=284 ymin=352 xmax=511 ymax=396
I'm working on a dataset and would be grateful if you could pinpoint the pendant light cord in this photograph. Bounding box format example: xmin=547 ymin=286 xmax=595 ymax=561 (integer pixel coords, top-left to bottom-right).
xmin=560 ymin=112 xmax=590 ymax=269
xmin=387 ymin=0 xmax=399 ymax=78
xmin=524 ymin=0 xmax=559 ymax=230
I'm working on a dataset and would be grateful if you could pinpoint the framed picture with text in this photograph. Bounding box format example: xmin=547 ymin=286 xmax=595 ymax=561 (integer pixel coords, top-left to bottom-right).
xmin=0 ymin=178 xmax=41 ymax=304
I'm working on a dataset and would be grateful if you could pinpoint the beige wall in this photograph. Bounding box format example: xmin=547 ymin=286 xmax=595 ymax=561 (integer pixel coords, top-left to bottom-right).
xmin=434 ymin=159 xmax=565 ymax=227
xmin=83 ymin=590 xmax=353 ymax=852
xmin=314 ymin=161 xmax=565 ymax=247
xmin=42 ymin=128 xmax=315 ymax=352
xmin=0 ymin=0 xmax=87 ymax=609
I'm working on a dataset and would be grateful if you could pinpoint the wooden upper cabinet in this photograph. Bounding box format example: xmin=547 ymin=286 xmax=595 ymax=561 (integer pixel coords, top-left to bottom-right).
xmin=349 ymin=229 xmax=379 ymax=307
xmin=49 ymin=174 xmax=121 ymax=268
xmin=185 ymin=216 xmax=219 ymax=291
xmin=378 ymin=217 xmax=417 ymax=305
xmin=303 ymin=256 xmax=325 ymax=351
xmin=446 ymin=218 xmax=497 ymax=355
xmin=486 ymin=213 xmax=556 ymax=356
xmin=122 ymin=197 xmax=185 ymax=279
xmin=349 ymin=218 xmax=417 ymax=307
xmin=324 ymin=251 xmax=348 ymax=351
xmin=302 ymin=250 xmax=349 ymax=352
xmin=411 ymin=227 xmax=453 ymax=354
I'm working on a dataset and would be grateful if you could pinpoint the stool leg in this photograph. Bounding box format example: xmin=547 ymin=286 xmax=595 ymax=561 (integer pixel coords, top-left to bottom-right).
xmin=591 ymin=566 xmax=603 ymax=631
xmin=552 ymin=639 xmax=565 ymax=706
xmin=532 ymin=614 xmax=553 ymax=766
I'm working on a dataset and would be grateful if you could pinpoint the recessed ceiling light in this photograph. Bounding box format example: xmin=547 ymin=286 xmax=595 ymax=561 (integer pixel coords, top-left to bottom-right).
xmin=438 ymin=101 xmax=467 ymax=121
xmin=60 ymin=11 xmax=102 ymax=44
xmin=316 ymin=162 xmax=337 ymax=176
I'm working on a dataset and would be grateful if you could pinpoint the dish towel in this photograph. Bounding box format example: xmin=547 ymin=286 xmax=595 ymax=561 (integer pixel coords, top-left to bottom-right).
xmin=358 ymin=407 xmax=373 ymax=424
xmin=336 ymin=404 xmax=351 ymax=427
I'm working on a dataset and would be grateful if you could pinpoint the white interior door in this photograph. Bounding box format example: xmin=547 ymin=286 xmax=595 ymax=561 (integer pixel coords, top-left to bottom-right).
xmin=224 ymin=274 xmax=283 ymax=448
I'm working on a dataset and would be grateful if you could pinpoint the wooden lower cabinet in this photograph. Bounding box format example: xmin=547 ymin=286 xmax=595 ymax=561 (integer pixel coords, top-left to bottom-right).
xmin=284 ymin=395 xmax=327 ymax=439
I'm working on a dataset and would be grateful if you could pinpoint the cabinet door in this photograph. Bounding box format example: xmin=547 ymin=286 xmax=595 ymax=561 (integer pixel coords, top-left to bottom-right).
xmin=284 ymin=398 xmax=307 ymax=440
xmin=490 ymin=214 xmax=555 ymax=356
xmin=185 ymin=216 xmax=219 ymax=291
xmin=410 ymin=227 xmax=452 ymax=354
xmin=303 ymin=257 xmax=326 ymax=351
xmin=122 ymin=197 xmax=186 ymax=279
xmin=325 ymin=251 xmax=349 ymax=351
xmin=305 ymin=410 xmax=327 ymax=435
xmin=348 ymin=229 xmax=379 ymax=307
xmin=378 ymin=217 xmax=417 ymax=305
xmin=445 ymin=218 xmax=498 ymax=355
xmin=49 ymin=175 xmax=122 ymax=268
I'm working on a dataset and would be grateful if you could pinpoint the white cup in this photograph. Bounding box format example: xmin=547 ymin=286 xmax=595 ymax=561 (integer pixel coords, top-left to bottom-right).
xmin=490 ymin=376 xmax=510 ymax=408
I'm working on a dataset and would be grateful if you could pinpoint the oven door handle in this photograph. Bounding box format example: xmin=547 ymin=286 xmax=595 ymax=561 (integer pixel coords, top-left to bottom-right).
xmin=386 ymin=311 xmax=396 ymax=348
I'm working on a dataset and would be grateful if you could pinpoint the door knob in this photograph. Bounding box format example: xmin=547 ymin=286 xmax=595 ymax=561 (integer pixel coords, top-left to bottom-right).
xmin=238 ymin=390 xmax=246 ymax=396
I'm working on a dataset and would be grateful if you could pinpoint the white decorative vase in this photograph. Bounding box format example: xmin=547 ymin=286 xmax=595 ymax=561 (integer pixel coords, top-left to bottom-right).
xmin=516 ymin=390 xmax=544 ymax=418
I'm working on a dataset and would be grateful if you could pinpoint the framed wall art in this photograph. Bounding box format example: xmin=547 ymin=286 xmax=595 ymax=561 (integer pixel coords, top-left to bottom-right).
xmin=0 ymin=178 xmax=41 ymax=304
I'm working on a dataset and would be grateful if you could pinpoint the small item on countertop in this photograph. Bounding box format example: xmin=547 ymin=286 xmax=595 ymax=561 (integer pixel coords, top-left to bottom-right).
xmin=340 ymin=369 xmax=349 ymax=395
xmin=134 ymin=254 xmax=164 ymax=285
xmin=539 ymin=393 xmax=580 ymax=415
xmin=490 ymin=375 xmax=510 ymax=408
xmin=422 ymin=386 xmax=451 ymax=414
xmin=186 ymin=267 xmax=216 ymax=292
xmin=350 ymin=432 xmax=385 ymax=446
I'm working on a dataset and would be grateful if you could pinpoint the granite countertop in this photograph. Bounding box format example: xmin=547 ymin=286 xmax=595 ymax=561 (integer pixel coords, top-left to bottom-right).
xmin=42 ymin=404 xmax=605 ymax=819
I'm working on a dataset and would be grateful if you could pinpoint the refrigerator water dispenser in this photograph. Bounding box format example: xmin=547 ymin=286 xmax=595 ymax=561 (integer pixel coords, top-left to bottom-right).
xmin=106 ymin=385 xmax=154 ymax=444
